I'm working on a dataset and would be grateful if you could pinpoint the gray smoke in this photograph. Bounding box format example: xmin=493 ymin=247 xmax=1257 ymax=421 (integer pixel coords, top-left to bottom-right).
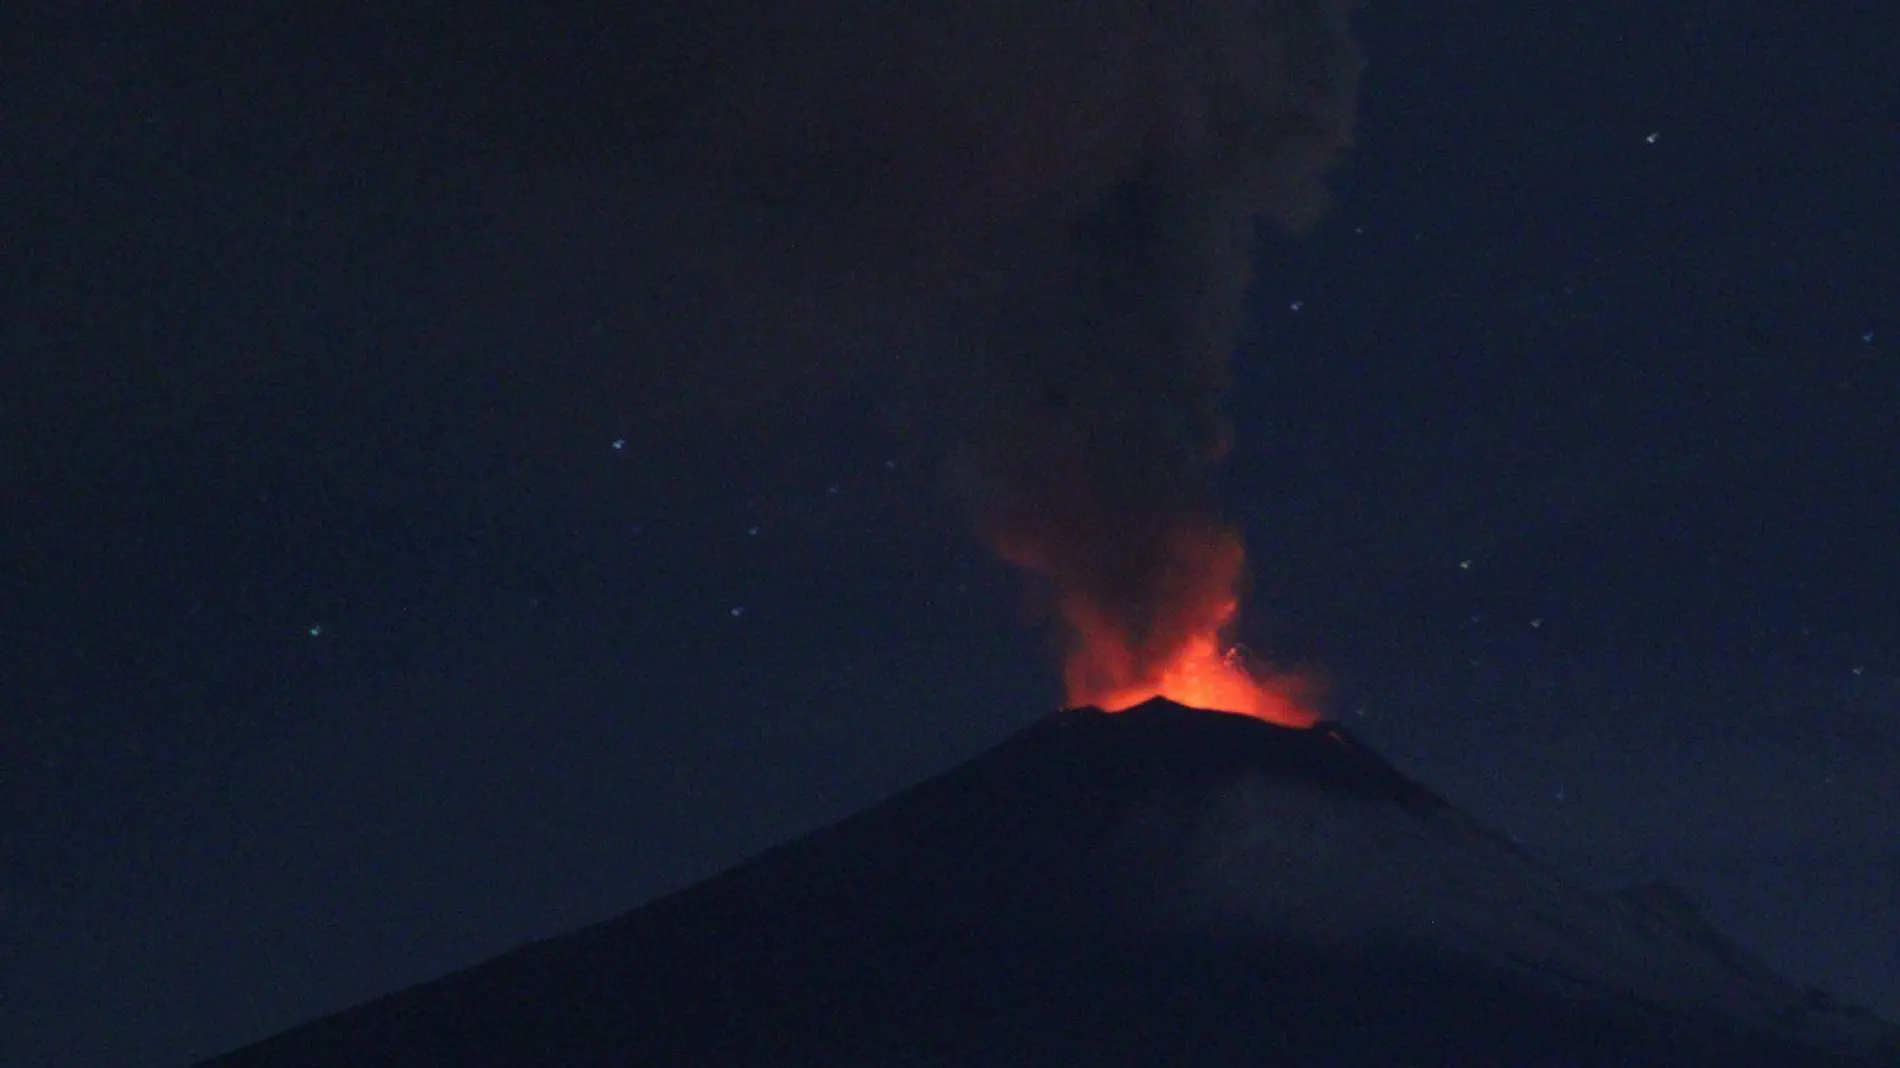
xmin=510 ymin=0 xmax=1364 ymax=676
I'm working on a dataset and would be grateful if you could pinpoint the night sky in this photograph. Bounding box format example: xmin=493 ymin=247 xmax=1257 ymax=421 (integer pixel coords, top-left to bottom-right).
xmin=5 ymin=4 xmax=1898 ymax=1067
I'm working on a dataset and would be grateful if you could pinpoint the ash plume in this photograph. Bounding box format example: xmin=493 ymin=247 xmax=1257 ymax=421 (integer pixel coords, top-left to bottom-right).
xmin=911 ymin=0 xmax=1362 ymax=689
xmin=492 ymin=0 xmax=1364 ymax=684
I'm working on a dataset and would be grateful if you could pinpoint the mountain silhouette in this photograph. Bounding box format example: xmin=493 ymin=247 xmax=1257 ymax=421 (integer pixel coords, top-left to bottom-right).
xmin=194 ymin=699 xmax=1899 ymax=1066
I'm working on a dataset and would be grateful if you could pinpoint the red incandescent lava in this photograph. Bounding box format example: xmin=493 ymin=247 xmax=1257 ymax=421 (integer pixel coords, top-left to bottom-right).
xmin=1065 ymin=602 xmax=1316 ymax=726
xmin=1022 ymin=520 xmax=1319 ymax=728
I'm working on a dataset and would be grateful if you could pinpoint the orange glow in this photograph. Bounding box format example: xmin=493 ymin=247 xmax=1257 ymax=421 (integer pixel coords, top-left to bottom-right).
xmin=1052 ymin=523 xmax=1318 ymax=728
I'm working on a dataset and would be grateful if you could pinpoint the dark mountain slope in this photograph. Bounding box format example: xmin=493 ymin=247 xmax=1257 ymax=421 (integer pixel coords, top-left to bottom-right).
xmin=196 ymin=700 xmax=1899 ymax=1067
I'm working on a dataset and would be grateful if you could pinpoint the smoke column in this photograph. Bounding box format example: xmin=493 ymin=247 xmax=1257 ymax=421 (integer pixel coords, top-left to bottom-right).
xmin=461 ymin=0 xmax=1364 ymax=707
xmin=922 ymin=0 xmax=1362 ymax=709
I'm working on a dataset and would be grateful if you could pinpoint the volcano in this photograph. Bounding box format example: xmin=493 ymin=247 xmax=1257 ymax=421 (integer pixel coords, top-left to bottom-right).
xmin=194 ymin=699 xmax=1897 ymax=1067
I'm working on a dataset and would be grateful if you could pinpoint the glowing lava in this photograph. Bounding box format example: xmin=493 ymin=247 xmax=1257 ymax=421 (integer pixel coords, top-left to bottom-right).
xmin=1052 ymin=523 xmax=1319 ymax=728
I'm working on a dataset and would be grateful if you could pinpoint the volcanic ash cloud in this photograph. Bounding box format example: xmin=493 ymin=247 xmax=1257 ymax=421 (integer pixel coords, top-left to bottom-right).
xmin=593 ymin=1 xmax=1364 ymax=712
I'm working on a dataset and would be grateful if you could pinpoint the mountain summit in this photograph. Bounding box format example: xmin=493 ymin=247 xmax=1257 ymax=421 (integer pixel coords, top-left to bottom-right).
xmin=196 ymin=699 xmax=1898 ymax=1066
